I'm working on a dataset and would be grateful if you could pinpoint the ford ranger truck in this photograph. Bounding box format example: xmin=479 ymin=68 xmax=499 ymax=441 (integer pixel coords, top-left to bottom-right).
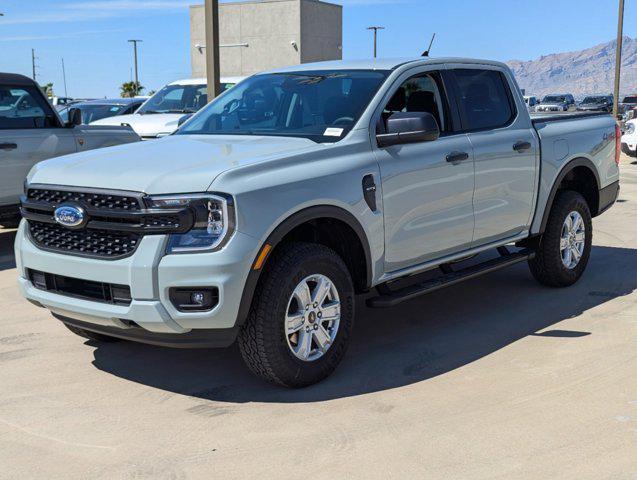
xmin=16 ymin=58 xmax=620 ymax=387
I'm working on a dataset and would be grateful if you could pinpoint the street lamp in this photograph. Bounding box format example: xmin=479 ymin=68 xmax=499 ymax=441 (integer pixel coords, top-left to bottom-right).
xmin=367 ymin=26 xmax=385 ymax=58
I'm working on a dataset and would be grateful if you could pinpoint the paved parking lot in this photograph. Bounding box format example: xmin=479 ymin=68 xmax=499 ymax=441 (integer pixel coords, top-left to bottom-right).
xmin=1 ymin=157 xmax=636 ymax=479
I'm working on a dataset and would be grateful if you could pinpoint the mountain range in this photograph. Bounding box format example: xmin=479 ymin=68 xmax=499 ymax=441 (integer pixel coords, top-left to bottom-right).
xmin=506 ymin=36 xmax=637 ymax=99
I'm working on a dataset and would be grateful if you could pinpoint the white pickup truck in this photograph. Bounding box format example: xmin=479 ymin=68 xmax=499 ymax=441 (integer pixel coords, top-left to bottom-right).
xmin=16 ymin=58 xmax=620 ymax=387
xmin=0 ymin=73 xmax=140 ymax=227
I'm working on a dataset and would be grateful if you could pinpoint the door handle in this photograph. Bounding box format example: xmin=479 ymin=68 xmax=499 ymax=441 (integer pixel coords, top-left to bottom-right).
xmin=446 ymin=151 xmax=470 ymax=163
xmin=513 ymin=141 xmax=532 ymax=152
xmin=0 ymin=143 xmax=17 ymax=150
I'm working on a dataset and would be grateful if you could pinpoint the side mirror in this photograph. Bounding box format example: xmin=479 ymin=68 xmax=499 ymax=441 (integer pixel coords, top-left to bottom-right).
xmin=66 ymin=107 xmax=82 ymax=127
xmin=376 ymin=111 xmax=440 ymax=148
xmin=178 ymin=113 xmax=193 ymax=127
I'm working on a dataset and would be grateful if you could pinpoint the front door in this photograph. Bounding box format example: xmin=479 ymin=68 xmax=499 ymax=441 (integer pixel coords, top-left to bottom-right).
xmin=0 ymin=84 xmax=76 ymax=206
xmin=373 ymin=70 xmax=476 ymax=272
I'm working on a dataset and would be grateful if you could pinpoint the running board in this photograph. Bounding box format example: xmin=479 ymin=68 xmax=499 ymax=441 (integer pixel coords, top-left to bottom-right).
xmin=367 ymin=248 xmax=535 ymax=308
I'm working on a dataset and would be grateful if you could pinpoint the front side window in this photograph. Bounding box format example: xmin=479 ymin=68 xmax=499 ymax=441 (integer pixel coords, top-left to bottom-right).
xmin=453 ymin=69 xmax=515 ymax=131
xmin=177 ymin=70 xmax=389 ymax=143
xmin=0 ymin=86 xmax=49 ymax=129
xmin=380 ymin=73 xmax=447 ymax=133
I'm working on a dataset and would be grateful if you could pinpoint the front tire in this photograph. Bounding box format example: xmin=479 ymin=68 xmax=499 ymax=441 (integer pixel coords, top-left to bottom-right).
xmin=238 ymin=242 xmax=355 ymax=388
xmin=528 ymin=191 xmax=592 ymax=287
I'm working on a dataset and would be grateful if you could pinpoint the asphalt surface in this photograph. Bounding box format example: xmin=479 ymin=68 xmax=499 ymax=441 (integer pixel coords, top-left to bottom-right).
xmin=1 ymin=156 xmax=636 ymax=479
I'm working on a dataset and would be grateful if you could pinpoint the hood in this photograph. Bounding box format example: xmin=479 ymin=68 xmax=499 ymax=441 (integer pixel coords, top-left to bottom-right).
xmin=28 ymin=134 xmax=322 ymax=194
xmin=90 ymin=113 xmax=186 ymax=137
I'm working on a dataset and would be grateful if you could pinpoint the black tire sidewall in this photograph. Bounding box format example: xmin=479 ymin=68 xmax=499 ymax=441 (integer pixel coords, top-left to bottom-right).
xmin=241 ymin=243 xmax=355 ymax=387
xmin=532 ymin=191 xmax=593 ymax=287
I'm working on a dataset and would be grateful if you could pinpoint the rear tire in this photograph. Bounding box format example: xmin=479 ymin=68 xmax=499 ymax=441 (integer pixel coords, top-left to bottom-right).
xmin=238 ymin=242 xmax=355 ymax=388
xmin=528 ymin=190 xmax=592 ymax=287
xmin=64 ymin=323 xmax=121 ymax=343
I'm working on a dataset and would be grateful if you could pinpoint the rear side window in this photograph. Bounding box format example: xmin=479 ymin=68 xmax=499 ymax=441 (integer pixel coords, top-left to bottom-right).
xmin=0 ymin=86 xmax=49 ymax=129
xmin=452 ymin=69 xmax=515 ymax=131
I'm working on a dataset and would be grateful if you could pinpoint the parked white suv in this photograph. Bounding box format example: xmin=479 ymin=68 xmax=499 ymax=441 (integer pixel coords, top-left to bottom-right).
xmin=91 ymin=77 xmax=244 ymax=139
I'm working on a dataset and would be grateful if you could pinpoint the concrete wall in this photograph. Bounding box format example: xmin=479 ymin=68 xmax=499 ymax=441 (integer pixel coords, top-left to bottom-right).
xmin=190 ymin=0 xmax=342 ymax=78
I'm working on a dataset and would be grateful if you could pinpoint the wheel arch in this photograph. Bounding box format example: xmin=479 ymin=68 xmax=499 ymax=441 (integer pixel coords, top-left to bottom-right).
xmin=539 ymin=157 xmax=601 ymax=234
xmin=236 ymin=205 xmax=373 ymax=326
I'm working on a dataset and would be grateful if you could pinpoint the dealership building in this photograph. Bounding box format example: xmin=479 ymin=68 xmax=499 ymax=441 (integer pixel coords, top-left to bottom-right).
xmin=190 ymin=0 xmax=343 ymax=78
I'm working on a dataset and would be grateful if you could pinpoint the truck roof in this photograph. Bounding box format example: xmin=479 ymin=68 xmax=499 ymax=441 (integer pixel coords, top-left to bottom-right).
xmin=262 ymin=57 xmax=511 ymax=74
xmin=168 ymin=76 xmax=246 ymax=86
xmin=0 ymin=72 xmax=36 ymax=86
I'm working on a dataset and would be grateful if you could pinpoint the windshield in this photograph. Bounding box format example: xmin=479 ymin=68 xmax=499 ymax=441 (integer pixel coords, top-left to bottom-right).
xmin=582 ymin=96 xmax=606 ymax=104
xmin=64 ymin=104 xmax=129 ymax=123
xmin=542 ymin=95 xmax=567 ymax=103
xmin=177 ymin=70 xmax=389 ymax=142
xmin=622 ymin=96 xmax=637 ymax=104
xmin=137 ymin=82 xmax=235 ymax=115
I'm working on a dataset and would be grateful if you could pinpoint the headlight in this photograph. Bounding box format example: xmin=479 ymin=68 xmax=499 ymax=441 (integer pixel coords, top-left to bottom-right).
xmin=626 ymin=123 xmax=636 ymax=135
xmin=147 ymin=193 xmax=235 ymax=253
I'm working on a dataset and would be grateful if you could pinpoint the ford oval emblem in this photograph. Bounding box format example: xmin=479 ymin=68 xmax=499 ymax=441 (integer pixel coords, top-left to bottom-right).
xmin=54 ymin=205 xmax=86 ymax=228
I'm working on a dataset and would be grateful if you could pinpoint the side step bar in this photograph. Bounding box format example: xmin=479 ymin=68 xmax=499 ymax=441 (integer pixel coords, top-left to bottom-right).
xmin=367 ymin=248 xmax=535 ymax=309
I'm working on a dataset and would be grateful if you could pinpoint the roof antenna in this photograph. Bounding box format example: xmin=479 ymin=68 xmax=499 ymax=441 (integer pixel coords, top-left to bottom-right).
xmin=422 ymin=33 xmax=436 ymax=57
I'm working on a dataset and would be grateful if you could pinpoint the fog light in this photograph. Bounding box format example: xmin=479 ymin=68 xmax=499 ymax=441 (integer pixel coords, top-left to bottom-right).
xmin=191 ymin=292 xmax=205 ymax=305
xmin=169 ymin=287 xmax=219 ymax=312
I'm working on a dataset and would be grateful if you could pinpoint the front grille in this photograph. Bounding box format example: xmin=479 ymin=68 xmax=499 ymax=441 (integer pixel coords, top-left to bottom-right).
xmin=29 ymin=221 xmax=140 ymax=258
xmin=28 ymin=269 xmax=132 ymax=306
xmin=22 ymin=185 xmax=194 ymax=259
xmin=27 ymin=188 xmax=141 ymax=211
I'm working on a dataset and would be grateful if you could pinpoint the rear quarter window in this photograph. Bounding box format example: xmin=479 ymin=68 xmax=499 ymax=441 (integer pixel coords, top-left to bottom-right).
xmin=452 ymin=69 xmax=515 ymax=131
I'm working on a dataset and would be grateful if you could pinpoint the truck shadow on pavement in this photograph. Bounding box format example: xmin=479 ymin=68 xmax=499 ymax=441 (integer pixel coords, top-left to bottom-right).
xmin=91 ymin=245 xmax=637 ymax=403
xmin=0 ymin=229 xmax=17 ymax=271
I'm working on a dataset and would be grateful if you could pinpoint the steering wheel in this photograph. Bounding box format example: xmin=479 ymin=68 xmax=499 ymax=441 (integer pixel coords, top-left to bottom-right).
xmin=223 ymin=99 xmax=240 ymax=115
xmin=331 ymin=116 xmax=354 ymax=126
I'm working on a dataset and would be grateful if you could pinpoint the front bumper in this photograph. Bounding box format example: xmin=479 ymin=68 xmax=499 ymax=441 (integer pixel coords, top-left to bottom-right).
xmin=16 ymin=220 xmax=259 ymax=344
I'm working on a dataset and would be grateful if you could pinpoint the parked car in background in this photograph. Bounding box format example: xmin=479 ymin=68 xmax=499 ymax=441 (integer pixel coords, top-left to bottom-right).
xmin=58 ymin=98 xmax=146 ymax=125
xmin=524 ymin=95 xmax=539 ymax=111
xmin=15 ymin=58 xmax=619 ymax=387
xmin=537 ymin=93 xmax=575 ymax=112
xmin=90 ymin=77 xmax=245 ymax=139
xmin=621 ymin=119 xmax=637 ymax=156
xmin=49 ymin=96 xmax=75 ymax=107
xmin=619 ymin=95 xmax=637 ymax=119
xmin=0 ymin=73 xmax=140 ymax=227
xmin=577 ymin=95 xmax=613 ymax=112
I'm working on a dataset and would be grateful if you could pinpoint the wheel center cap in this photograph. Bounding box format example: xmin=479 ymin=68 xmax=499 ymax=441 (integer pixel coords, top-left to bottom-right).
xmin=308 ymin=311 xmax=317 ymax=324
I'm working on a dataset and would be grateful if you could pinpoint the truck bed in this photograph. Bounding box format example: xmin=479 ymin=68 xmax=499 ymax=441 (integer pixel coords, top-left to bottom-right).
xmin=530 ymin=111 xmax=611 ymax=125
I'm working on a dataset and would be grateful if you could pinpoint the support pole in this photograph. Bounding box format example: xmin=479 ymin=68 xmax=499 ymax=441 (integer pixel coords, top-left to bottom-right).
xmin=613 ymin=0 xmax=625 ymax=118
xmin=204 ymin=0 xmax=221 ymax=102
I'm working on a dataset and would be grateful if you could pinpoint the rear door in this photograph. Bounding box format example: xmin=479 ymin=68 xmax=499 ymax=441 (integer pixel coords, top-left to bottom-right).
xmin=373 ymin=67 xmax=476 ymax=272
xmin=448 ymin=66 xmax=538 ymax=245
xmin=0 ymin=84 xmax=76 ymax=206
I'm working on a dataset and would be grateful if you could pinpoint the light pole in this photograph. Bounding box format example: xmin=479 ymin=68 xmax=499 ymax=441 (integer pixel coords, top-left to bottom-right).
xmin=61 ymin=58 xmax=68 ymax=97
xmin=127 ymin=39 xmax=142 ymax=89
xmin=367 ymin=26 xmax=385 ymax=58
xmin=31 ymin=49 xmax=37 ymax=82
xmin=204 ymin=0 xmax=221 ymax=101
xmin=613 ymin=0 xmax=625 ymax=118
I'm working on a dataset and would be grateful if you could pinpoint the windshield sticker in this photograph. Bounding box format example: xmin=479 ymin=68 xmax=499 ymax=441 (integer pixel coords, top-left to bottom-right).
xmin=324 ymin=128 xmax=344 ymax=137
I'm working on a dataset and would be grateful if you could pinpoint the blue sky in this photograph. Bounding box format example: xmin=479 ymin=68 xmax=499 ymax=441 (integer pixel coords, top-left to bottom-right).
xmin=0 ymin=0 xmax=634 ymax=98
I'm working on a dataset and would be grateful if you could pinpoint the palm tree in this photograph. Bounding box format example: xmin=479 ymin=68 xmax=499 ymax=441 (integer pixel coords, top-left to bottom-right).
xmin=120 ymin=81 xmax=144 ymax=98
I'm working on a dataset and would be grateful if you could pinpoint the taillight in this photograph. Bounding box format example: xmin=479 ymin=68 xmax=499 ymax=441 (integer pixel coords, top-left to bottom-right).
xmin=615 ymin=124 xmax=621 ymax=166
